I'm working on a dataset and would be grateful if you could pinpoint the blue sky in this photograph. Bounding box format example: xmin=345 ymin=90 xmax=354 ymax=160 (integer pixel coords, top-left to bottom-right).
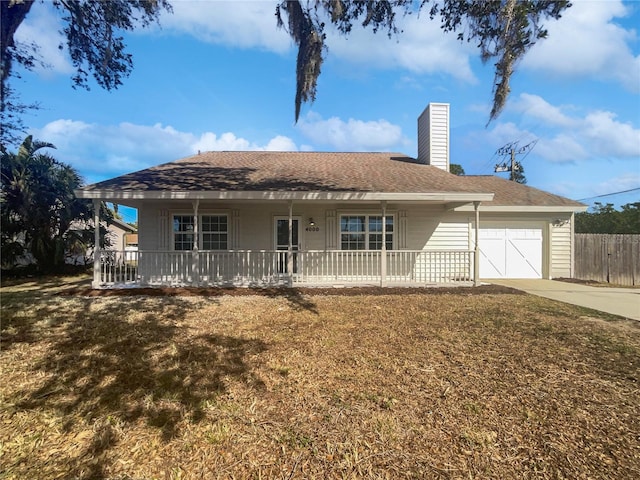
xmin=12 ymin=0 xmax=640 ymax=224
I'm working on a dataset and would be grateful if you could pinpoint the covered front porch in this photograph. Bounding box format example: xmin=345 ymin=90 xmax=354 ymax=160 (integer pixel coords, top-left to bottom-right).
xmin=95 ymin=248 xmax=476 ymax=287
xmin=89 ymin=194 xmax=486 ymax=289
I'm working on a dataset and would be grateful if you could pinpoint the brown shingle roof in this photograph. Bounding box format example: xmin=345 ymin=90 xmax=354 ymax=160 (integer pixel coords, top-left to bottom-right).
xmin=83 ymin=151 xmax=477 ymax=193
xmin=80 ymin=151 xmax=584 ymax=208
xmin=461 ymin=175 xmax=585 ymax=207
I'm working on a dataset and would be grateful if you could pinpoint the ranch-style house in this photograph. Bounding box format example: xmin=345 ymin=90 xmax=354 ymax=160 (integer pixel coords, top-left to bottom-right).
xmin=75 ymin=103 xmax=586 ymax=288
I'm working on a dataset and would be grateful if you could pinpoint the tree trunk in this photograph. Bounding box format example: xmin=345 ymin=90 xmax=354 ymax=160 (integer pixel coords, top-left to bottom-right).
xmin=1 ymin=0 xmax=35 ymax=82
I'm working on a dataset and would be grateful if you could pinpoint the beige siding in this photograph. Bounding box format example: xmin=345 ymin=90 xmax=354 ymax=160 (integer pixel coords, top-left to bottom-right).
xmin=137 ymin=203 xmax=574 ymax=281
xmin=425 ymin=220 xmax=470 ymax=250
xmin=105 ymin=225 xmax=128 ymax=251
xmin=115 ymin=202 xmax=584 ymax=286
xmin=417 ymin=103 xmax=449 ymax=171
xmin=417 ymin=109 xmax=430 ymax=164
xmin=550 ymin=213 xmax=573 ymax=278
xmin=403 ymin=207 xmax=470 ymax=251
xmin=138 ymin=204 xmax=159 ymax=250
xmin=139 ymin=202 xmax=330 ymax=251
xmin=141 ymin=202 xmax=471 ymax=252
xmin=237 ymin=204 xmax=274 ymax=249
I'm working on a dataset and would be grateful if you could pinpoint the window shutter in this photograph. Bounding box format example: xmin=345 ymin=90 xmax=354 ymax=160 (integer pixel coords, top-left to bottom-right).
xmin=159 ymin=209 xmax=168 ymax=250
xmin=326 ymin=210 xmax=336 ymax=249
xmin=232 ymin=210 xmax=240 ymax=249
xmin=398 ymin=210 xmax=408 ymax=249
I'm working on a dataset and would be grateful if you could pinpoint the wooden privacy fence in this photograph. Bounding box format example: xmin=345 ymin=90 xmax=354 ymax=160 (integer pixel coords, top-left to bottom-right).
xmin=574 ymin=234 xmax=640 ymax=286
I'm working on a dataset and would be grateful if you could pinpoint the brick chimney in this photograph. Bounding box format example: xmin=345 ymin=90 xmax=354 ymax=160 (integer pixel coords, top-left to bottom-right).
xmin=417 ymin=103 xmax=450 ymax=172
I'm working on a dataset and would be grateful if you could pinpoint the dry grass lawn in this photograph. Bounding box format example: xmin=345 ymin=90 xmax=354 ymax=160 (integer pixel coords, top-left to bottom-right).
xmin=1 ymin=276 xmax=639 ymax=479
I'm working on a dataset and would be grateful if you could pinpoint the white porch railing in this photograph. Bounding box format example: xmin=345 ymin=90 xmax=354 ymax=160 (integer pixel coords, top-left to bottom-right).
xmin=96 ymin=250 xmax=475 ymax=287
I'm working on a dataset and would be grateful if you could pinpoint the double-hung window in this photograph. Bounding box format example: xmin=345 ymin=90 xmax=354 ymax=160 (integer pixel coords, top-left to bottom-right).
xmin=201 ymin=215 xmax=228 ymax=250
xmin=340 ymin=215 xmax=393 ymax=250
xmin=173 ymin=215 xmax=195 ymax=251
xmin=173 ymin=214 xmax=228 ymax=250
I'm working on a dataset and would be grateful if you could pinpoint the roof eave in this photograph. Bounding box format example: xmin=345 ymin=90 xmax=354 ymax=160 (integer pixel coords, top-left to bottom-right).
xmin=109 ymin=217 xmax=137 ymax=232
xmin=454 ymin=204 xmax=588 ymax=213
xmin=75 ymin=189 xmax=495 ymax=203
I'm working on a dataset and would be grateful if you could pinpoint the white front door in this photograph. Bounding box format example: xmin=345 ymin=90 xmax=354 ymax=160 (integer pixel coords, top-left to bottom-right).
xmin=274 ymin=217 xmax=301 ymax=273
xmin=479 ymin=227 xmax=543 ymax=278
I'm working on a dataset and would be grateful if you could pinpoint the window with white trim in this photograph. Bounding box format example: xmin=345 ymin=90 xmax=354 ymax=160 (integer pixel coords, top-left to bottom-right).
xmin=173 ymin=214 xmax=228 ymax=250
xmin=340 ymin=215 xmax=394 ymax=250
xmin=173 ymin=215 xmax=195 ymax=251
xmin=202 ymin=215 xmax=228 ymax=250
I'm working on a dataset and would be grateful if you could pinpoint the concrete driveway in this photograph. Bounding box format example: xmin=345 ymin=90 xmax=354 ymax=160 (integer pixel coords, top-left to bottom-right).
xmin=488 ymin=279 xmax=640 ymax=321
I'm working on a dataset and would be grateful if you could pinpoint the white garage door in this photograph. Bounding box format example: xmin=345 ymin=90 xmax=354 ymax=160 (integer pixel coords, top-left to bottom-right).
xmin=479 ymin=227 xmax=542 ymax=278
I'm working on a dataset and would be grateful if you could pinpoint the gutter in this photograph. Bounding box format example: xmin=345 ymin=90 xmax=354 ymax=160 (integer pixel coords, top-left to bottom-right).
xmin=74 ymin=189 xmax=495 ymax=203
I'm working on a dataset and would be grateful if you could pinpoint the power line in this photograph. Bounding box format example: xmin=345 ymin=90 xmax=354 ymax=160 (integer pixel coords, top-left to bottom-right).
xmin=493 ymin=140 xmax=537 ymax=181
xmin=479 ymin=130 xmax=540 ymax=175
xmin=577 ymin=187 xmax=640 ymax=202
xmin=479 ymin=150 xmax=500 ymax=175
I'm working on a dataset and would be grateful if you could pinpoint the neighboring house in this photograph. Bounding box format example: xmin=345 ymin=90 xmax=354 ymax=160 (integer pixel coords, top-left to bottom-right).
xmin=110 ymin=218 xmax=138 ymax=252
xmin=75 ymin=103 xmax=586 ymax=288
xmin=4 ymin=217 xmax=137 ymax=268
xmin=67 ymin=217 xmax=137 ymax=266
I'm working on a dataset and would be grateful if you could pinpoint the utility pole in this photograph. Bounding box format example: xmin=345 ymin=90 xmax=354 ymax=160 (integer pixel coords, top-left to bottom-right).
xmin=494 ymin=140 xmax=537 ymax=183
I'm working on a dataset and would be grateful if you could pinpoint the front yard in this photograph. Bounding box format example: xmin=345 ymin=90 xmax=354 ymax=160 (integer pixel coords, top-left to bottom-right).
xmin=1 ymin=277 xmax=639 ymax=479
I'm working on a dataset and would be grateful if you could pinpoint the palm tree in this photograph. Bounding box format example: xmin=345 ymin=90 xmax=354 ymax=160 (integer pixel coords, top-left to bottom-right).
xmin=1 ymin=136 xmax=94 ymax=271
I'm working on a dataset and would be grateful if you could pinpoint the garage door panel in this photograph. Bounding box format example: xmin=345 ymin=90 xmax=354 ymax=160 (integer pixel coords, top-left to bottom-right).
xmin=479 ymin=227 xmax=542 ymax=279
xmin=479 ymin=238 xmax=507 ymax=277
xmin=507 ymin=237 xmax=542 ymax=278
xmin=507 ymin=228 xmax=542 ymax=240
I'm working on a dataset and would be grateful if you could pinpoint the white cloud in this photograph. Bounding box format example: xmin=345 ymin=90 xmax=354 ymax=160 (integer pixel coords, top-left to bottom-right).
xmin=14 ymin=1 xmax=73 ymax=75
xmin=583 ymin=111 xmax=640 ymax=157
xmin=159 ymin=2 xmax=475 ymax=82
xmin=192 ymin=131 xmax=298 ymax=152
xmin=16 ymin=1 xmax=477 ymax=83
xmin=522 ymin=0 xmax=640 ymax=92
xmin=511 ymin=94 xmax=576 ymax=128
xmin=13 ymin=0 xmax=291 ymax=77
xmin=297 ymin=112 xmax=408 ymax=151
xmin=534 ymin=133 xmax=589 ymax=163
xmin=486 ymin=94 xmax=640 ymax=164
xmin=595 ymin=172 xmax=640 ymax=195
xmin=31 ymin=119 xmax=297 ymax=183
xmin=193 ymin=132 xmax=251 ymax=152
xmin=325 ymin=12 xmax=476 ymax=82
xmin=158 ymin=0 xmax=291 ymax=53
xmin=552 ymin=171 xmax=640 ymax=204
xmin=264 ymin=135 xmax=298 ymax=151
xmin=482 ymin=122 xmax=538 ymax=148
xmin=465 ymin=94 xmax=639 ymax=181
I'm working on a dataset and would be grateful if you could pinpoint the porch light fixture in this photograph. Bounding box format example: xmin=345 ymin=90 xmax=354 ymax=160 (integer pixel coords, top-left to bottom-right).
xmin=308 ymin=218 xmax=316 ymax=227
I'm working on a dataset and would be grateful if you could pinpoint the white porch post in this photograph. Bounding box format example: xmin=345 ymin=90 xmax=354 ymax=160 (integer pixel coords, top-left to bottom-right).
xmin=192 ymin=199 xmax=200 ymax=286
xmin=287 ymin=200 xmax=293 ymax=286
xmin=92 ymin=199 xmax=101 ymax=288
xmin=380 ymin=201 xmax=387 ymax=287
xmin=474 ymin=201 xmax=481 ymax=287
